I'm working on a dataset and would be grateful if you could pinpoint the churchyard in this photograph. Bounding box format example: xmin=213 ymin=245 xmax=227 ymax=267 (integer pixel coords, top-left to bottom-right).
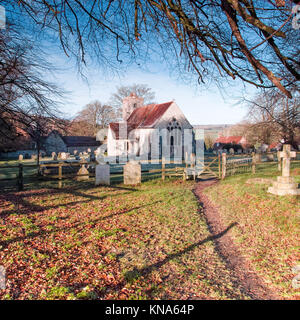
xmin=0 ymin=148 xmax=299 ymax=300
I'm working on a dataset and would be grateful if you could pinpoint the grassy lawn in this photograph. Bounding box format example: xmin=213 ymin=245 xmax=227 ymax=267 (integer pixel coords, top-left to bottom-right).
xmin=0 ymin=178 xmax=249 ymax=300
xmin=203 ymin=165 xmax=300 ymax=300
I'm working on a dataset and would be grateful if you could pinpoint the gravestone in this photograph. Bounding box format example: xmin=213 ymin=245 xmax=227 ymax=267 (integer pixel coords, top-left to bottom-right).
xmin=18 ymin=154 xmax=23 ymax=161
xmin=229 ymin=148 xmax=235 ymax=155
xmin=73 ymin=150 xmax=78 ymax=156
xmin=95 ymin=152 xmax=109 ymax=185
xmin=268 ymin=144 xmax=300 ymax=196
xmin=95 ymin=164 xmax=110 ymax=185
xmin=266 ymin=153 xmax=274 ymax=161
xmin=60 ymin=152 xmax=67 ymax=160
xmin=76 ymin=164 xmax=89 ymax=181
xmin=123 ymin=161 xmax=141 ymax=185
xmin=51 ymin=152 xmax=57 ymax=160
xmin=31 ymin=154 xmax=37 ymax=160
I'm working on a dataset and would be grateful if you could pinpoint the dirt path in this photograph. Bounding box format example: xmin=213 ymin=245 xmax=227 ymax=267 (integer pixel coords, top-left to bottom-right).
xmin=193 ymin=179 xmax=279 ymax=300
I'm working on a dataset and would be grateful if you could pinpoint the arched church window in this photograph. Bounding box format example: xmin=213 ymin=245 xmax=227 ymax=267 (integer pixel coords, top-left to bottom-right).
xmin=170 ymin=136 xmax=174 ymax=146
xmin=167 ymin=118 xmax=181 ymax=131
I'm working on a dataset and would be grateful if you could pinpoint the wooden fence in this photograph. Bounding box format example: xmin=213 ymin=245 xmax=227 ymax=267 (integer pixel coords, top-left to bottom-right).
xmin=1 ymin=151 xmax=300 ymax=191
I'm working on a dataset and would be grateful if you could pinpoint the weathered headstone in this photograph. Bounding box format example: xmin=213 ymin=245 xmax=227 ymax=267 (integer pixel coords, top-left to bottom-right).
xmin=123 ymin=161 xmax=141 ymax=185
xmin=60 ymin=152 xmax=67 ymax=160
xmin=18 ymin=154 xmax=23 ymax=161
xmin=229 ymin=148 xmax=235 ymax=155
xmin=51 ymin=152 xmax=57 ymax=160
xmin=95 ymin=164 xmax=110 ymax=185
xmin=268 ymin=144 xmax=300 ymax=196
xmin=76 ymin=164 xmax=89 ymax=181
xmin=31 ymin=154 xmax=37 ymax=160
xmin=266 ymin=153 xmax=274 ymax=161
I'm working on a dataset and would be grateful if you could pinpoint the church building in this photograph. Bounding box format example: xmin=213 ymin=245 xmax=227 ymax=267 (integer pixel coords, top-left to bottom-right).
xmin=106 ymin=93 xmax=195 ymax=161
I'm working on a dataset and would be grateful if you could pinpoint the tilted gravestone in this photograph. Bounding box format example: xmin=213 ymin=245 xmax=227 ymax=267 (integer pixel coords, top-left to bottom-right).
xmin=268 ymin=144 xmax=300 ymax=196
xmin=123 ymin=161 xmax=141 ymax=185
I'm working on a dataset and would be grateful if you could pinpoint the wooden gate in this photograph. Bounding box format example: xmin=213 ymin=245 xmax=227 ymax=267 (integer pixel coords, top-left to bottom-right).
xmin=184 ymin=155 xmax=220 ymax=180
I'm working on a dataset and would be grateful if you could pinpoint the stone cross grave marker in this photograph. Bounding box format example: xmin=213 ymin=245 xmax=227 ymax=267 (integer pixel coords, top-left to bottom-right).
xmin=280 ymin=144 xmax=296 ymax=177
xmin=268 ymin=144 xmax=299 ymax=196
xmin=124 ymin=161 xmax=141 ymax=185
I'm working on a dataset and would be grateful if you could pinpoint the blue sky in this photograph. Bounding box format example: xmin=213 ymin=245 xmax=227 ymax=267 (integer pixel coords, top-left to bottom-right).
xmin=50 ymin=54 xmax=254 ymax=126
xmin=5 ymin=2 xmax=259 ymax=126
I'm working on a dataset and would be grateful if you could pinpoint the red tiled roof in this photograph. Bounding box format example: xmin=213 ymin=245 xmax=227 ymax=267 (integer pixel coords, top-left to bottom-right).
xmin=109 ymin=101 xmax=173 ymax=139
xmin=215 ymin=136 xmax=243 ymax=144
xmin=269 ymin=142 xmax=280 ymax=149
xmin=127 ymin=102 xmax=173 ymax=127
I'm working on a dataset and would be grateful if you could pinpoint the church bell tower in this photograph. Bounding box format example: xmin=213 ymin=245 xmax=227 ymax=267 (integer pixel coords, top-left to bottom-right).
xmin=122 ymin=92 xmax=144 ymax=121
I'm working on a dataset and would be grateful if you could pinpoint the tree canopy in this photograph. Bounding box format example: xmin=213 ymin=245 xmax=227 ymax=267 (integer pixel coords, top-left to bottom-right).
xmin=109 ymin=83 xmax=156 ymax=109
xmin=3 ymin=0 xmax=299 ymax=98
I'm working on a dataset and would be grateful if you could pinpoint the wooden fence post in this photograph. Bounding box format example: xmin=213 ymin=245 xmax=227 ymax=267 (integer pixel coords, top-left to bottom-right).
xmin=17 ymin=163 xmax=23 ymax=191
xmin=252 ymin=152 xmax=256 ymax=174
xmin=162 ymin=156 xmax=165 ymax=181
xmin=58 ymin=162 xmax=62 ymax=188
xmin=221 ymin=153 xmax=227 ymax=180
xmin=185 ymin=152 xmax=188 ymax=169
xmin=218 ymin=152 xmax=221 ymax=179
xmin=277 ymin=151 xmax=281 ymax=171
xmin=190 ymin=153 xmax=195 ymax=168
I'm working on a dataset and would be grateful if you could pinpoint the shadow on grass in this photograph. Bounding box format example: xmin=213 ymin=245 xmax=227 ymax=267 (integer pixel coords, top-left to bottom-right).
xmin=0 ymin=200 xmax=163 ymax=249
xmin=0 ymin=182 xmax=139 ymax=217
xmin=123 ymin=222 xmax=238 ymax=281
